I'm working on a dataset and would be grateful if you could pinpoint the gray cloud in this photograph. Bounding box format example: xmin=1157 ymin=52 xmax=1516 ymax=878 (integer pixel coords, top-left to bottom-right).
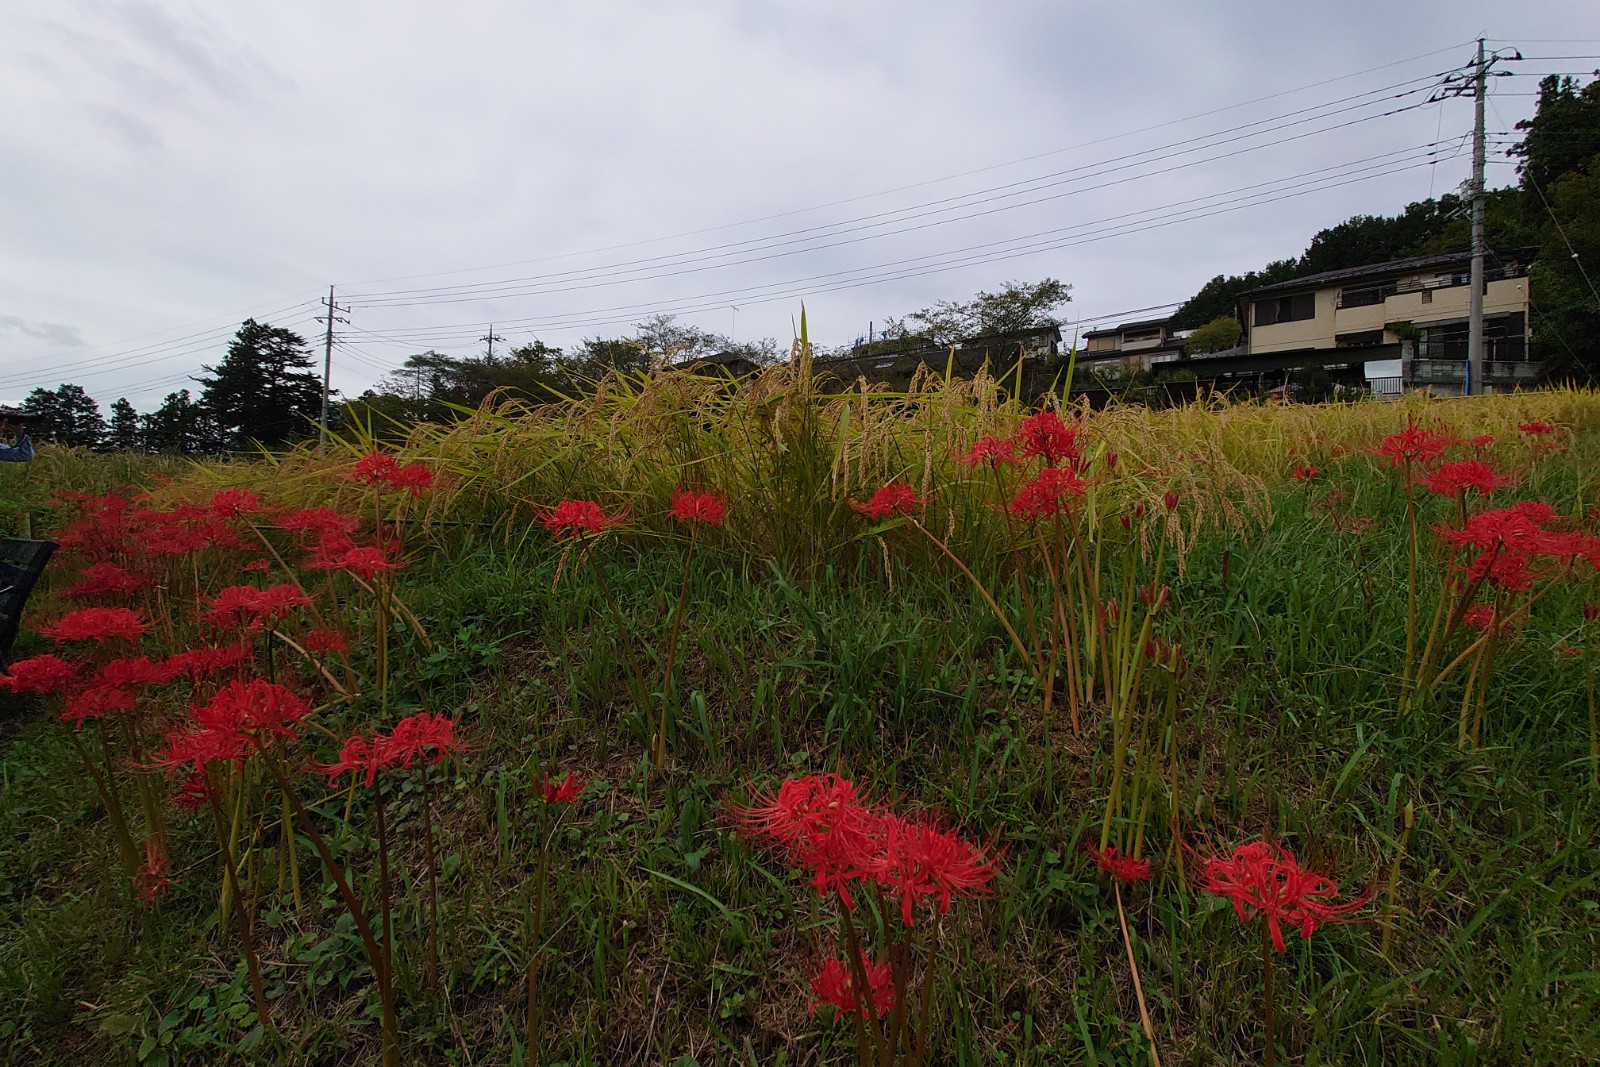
xmin=0 ymin=1 xmax=1595 ymax=410
xmin=0 ymin=315 xmax=88 ymax=348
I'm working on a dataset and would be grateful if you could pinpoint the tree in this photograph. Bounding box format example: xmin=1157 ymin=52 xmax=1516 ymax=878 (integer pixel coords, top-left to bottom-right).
xmin=107 ymin=398 xmax=141 ymax=452
xmin=198 ymin=320 xmax=325 ymax=448
xmin=21 ymin=384 xmax=106 ymax=448
xmin=1172 ymin=261 xmax=1298 ymax=329
xmin=1292 ymin=364 xmax=1336 ymax=404
xmin=903 ymin=278 xmax=1071 ymax=347
xmin=1511 ymin=75 xmax=1600 ymax=200
xmin=141 ymin=389 xmax=213 ymax=455
xmin=1183 ymin=316 xmax=1243 ymax=356
xmin=1530 ymin=157 xmax=1600 ymax=382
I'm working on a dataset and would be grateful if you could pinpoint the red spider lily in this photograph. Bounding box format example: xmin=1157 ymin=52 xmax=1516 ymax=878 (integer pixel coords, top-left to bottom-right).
xmin=537 ymin=771 xmax=587 ymax=804
xmin=1088 ymin=842 xmax=1154 ymax=884
xmin=1005 ymin=466 xmax=1085 ymax=522
xmin=0 ymin=654 xmax=79 ymax=693
xmin=157 ymin=679 xmax=314 ymax=771
xmin=95 ymin=656 xmax=180 ymax=688
xmin=241 ymin=559 xmax=273 ymax=574
xmin=301 ymin=628 xmax=350 ymax=654
xmin=1138 ymin=582 xmax=1170 ymax=610
xmin=540 ymin=499 xmax=628 ymax=539
xmin=1470 ymin=434 xmax=1496 ymax=448
xmin=174 ymin=771 xmax=210 ymax=812
xmin=1375 ymin=422 xmax=1459 ymax=467
xmin=62 ymin=684 xmax=138 ymax=727
xmin=160 ymin=642 xmax=253 ymax=679
xmin=63 ymin=562 xmax=146 ymax=599
xmin=1585 ymin=604 xmax=1598 ymax=622
xmin=850 ymin=481 xmax=928 ymax=520
xmin=351 ymin=452 xmax=401 ymax=484
xmin=1291 ymin=465 xmax=1318 ymax=480
xmin=305 ymin=531 xmax=361 ymax=570
xmin=276 ymin=506 xmax=362 ymax=538
xmin=810 ymin=953 xmax=896 ymax=1021
xmin=731 ymin=773 xmax=869 ymax=851
xmin=1194 ymin=838 xmax=1372 ymax=952
xmin=135 ymin=836 xmax=172 ymax=902
xmin=386 ymin=462 xmax=434 ymax=495
xmin=1423 ymin=460 xmax=1511 ymax=498
xmin=206 ymin=584 xmax=312 ymax=630
xmin=669 ymin=489 xmax=728 ymax=525
xmin=1104 ymin=451 xmax=1119 ymax=470
xmin=1163 ymin=490 xmax=1180 ymax=511
xmin=40 ymin=607 xmax=149 ymax=644
xmin=865 ymin=816 xmax=999 ymax=927
xmin=1518 ymin=421 xmax=1555 ymax=436
xmin=1461 ymin=604 xmax=1516 ymax=635
xmin=955 ymin=435 xmax=1017 ymax=468
xmin=207 ymin=488 xmax=260 ymax=517
xmin=383 ymin=712 xmax=466 ymax=769
xmin=335 ymin=545 xmax=404 ymax=580
xmin=321 ymin=735 xmax=384 ymax=787
xmin=1013 ymin=411 xmax=1081 ymax=466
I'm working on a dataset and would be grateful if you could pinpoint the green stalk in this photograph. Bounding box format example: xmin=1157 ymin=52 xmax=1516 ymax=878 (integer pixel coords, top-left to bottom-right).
xmin=258 ymin=746 xmax=399 ymax=1066
xmin=656 ymin=524 xmax=699 ymax=769
xmin=1115 ymin=883 xmax=1163 ymax=1067
xmin=207 ymin=771 xmax=271 ymax=1032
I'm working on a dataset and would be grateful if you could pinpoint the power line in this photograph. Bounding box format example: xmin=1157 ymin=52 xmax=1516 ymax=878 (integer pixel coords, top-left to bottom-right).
xmin=337 ymin=145 xmax=1459 ymax=348
xmin=334 ymin=42 xmax=1475 ymax=291
xmin=348 ymin=82 xmax=1446 ymax=308
xmin=331 ymin=157 xmax=1452 ymax=376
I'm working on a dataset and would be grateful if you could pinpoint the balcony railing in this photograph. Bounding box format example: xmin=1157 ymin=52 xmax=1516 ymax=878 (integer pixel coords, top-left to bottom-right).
xmin=1334 ymin=264 xmax=1527 ymax=309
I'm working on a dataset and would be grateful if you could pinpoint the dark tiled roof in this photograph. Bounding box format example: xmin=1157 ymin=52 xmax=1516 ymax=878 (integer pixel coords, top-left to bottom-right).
xmin=1242 ymin=248 xmax=1536 ymax=297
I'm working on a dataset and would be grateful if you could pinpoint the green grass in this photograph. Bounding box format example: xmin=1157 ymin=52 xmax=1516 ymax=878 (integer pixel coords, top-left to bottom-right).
xmin=2 ymin=389 xmax=1599 ymax=1065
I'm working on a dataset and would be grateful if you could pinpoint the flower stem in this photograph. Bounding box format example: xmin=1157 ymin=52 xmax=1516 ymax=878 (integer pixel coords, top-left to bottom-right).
xmin=1115 ymin=884 xmax=1163 ymax=1067
xmin=656 ymin=525 xmax=698 ymax=769
xmin=1261 ymin=920 xmax=1276 ymax=1067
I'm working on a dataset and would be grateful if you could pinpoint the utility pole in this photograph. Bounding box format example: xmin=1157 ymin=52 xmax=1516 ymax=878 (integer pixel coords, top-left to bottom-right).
xmin=1467 ymin=37 xmax=1488 ymax=396
xmin=480 ymin=324 xmax=504 ymax=365
xmin=1432 ymin=40 xmax=1518 ymax=396
xmin=317 ymin=285 xmax=350 ymax=451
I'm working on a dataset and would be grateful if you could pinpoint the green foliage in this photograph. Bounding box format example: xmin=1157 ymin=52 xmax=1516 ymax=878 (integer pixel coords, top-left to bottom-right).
xmin=21 ymin=383 xmax=106 ymax=449
xmin=1172 ymin=260 xmax=1298 ymax=329
xmin=1511 ymin=74 xmax=1600 ymax=198
xmin=1183 ymin=316 xmax=1242 ymax=355
xmin=198 ymin=319 xmax=324 ymax=449
xmin=863 ymin=278 xmax=1071 ymax=354
xmin=139 ymin=390 xmax=214 ymax=455
xmin=1291 ymin=362 xmax=1336 ymax=403
xmin=1530 ymin=154 xmax=1600 ymax=383
xmin=106 ymin=398 xmax=140 ymax=452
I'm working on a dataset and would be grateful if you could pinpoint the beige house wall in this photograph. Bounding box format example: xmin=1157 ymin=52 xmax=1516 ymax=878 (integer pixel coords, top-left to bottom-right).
xmin=1249 ymin=288 xmax=1339 ymax=353
xmin=1383 ymin=277 xmax=1528 ymax=329
xmin=1252 ymin=277 xmax=1530 ymax=353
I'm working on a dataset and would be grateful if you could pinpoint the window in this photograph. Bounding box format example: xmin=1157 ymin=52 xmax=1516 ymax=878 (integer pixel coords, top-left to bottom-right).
xmin=1421 ymin=290 xmax=1432 ymax=304
xmin=1338 ymin=283 xmax=1395 ymax=308
xmin=1253 ymin=293 xmax=1316 ymax=326
xmin=1123 ymin=328 xmax=1163 ymax=343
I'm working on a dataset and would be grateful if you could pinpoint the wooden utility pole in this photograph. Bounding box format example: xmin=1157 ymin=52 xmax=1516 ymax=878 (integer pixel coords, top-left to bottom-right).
xmin=1466 ymin=38 xmax=1487 ymax=396
xmin=317 ymin=286 xmax=349 ymax=451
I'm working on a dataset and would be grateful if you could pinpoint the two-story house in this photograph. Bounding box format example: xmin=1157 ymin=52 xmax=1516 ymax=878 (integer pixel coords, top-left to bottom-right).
xmin=1239 ymin=249 xmax=1536 ymax=395
xmin=1078 ymin=317 xmax=1188 ymax=372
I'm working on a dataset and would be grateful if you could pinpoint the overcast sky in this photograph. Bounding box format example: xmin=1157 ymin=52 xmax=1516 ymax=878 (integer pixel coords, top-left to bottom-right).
xmin=2 ymin=1 xmax=1597 ymax=411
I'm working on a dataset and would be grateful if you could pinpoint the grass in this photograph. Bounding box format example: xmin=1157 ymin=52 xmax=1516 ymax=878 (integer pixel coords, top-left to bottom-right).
xmin=2 ymin=369 xmax=1599 ymax=1065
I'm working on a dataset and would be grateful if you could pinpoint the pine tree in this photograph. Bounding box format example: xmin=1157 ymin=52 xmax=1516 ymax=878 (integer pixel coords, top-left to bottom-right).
xmin=199 ymin=319 xmax=324 ymax=448
xmin=21 ymin=384 xmax=106 ymax=448
xmin=140 ymin=389 xmax=211 ymax=454
xmin=108 ymin=398 xmax=141 ymax=452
